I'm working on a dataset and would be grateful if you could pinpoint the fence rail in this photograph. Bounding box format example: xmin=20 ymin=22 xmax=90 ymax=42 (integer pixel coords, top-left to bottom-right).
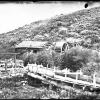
xmin=26 ymin=63 xmax=100 ymax=89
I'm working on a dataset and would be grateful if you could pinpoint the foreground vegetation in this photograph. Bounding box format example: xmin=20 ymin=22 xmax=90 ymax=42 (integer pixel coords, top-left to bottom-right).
xmin=23 ymin=46 xmax=100 ymax=76
xmin=0 ymin=74 xmax=99 ymax=99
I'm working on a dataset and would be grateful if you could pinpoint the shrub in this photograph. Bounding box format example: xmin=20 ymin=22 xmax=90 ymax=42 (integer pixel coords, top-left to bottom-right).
xmin=82 ymin=50 xmax=100 ymax=75
xmin=36 ymin=50 xmax=53 ymax=67
xmin=60 ymin=46 xmax=92 ymax=71
xmin=23 ymin=52 xmax=37 ymax=66
xmin=52 ymin=51 xmax=62 ymax=68
xmin=23 ymin=49 xmax=63 ymax=68
xmin=23 ymin=50 xmax=54 ymax=67
xmin=75 ymin=92 xmax=98 ymax=99
xmin=23 ymin=46 xmax=100 ymax=74
xmin=80 ymin=30 xmax=99 ymax=36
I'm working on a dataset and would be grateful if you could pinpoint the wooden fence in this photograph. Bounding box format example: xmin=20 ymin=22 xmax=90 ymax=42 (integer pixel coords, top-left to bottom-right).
xmin=26 ymin=63 xmax=100 ymax=88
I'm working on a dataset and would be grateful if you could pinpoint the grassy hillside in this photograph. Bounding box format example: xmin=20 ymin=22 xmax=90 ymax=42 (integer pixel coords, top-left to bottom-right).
xmin=0 ymin=6 xmax=100 ymax=58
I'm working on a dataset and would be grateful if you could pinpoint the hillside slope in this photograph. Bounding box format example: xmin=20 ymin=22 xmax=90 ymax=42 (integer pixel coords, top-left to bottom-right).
xmin=0 ymin=6 xmax=100 ymax=58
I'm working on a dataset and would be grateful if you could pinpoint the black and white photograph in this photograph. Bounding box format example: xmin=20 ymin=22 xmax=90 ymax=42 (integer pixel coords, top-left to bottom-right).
xmin=0 ymin=1 xmax=100 ymax=99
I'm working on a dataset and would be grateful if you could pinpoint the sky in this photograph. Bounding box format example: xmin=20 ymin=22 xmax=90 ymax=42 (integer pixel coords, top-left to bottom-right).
xmin=0 ymin=1 xmax=100 ymax=34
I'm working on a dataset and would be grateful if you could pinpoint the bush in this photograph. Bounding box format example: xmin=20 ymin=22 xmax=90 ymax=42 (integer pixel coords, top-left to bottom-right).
xmin=52 ymin=51 xmax=62 ymax=68
xmin=60 ymin=46 xmax=92 ymax=71
xmin=23 ymin=49 xmax=63 ymax=68
xmin=75 ymin=92 xmax=98 ymax=99
xmin=23 ymin=52 xmax=37 ymax=66
xmin=23 ymin=46 xmax=100 ymax=74
xmin=23 ymin=50 xmax=54 ymax=67
xmin=36 ymin=50 xmax=53 ymax=67
xmin=82 ymin=50 xmax=100 ymax=75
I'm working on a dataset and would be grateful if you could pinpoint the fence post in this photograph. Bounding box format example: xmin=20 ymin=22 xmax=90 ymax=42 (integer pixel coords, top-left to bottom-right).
xmin=93 ymin=72 xmax=96 ymax=87
xmin=34 ymin=62 xmax=36 ymax=68
xmin=65 ymin=68 xmax=68 ymax=77
xmin=36 ymin=63 xmax=38 ymax=73
xmin=47 ymin=64 xmax=48 ymax=68
xmin=32 ymin=64 xmax=34 ymax=73
xmin=76 ymin=72 xmax=78 ymax=83
xmin=5 ymin=60 xmax=7 ymax=72
xmin=54 ymin=66 xmax=55 ymax=77
xmin=27 ymin=62 xmax=29 ymax=71
xmin=44 ymin=65 xmax=47 ymax=76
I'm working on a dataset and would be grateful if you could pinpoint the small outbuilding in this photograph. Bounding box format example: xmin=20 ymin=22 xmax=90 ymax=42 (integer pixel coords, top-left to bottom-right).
xmin=15 ymin=40 xmax=48 ymax=53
